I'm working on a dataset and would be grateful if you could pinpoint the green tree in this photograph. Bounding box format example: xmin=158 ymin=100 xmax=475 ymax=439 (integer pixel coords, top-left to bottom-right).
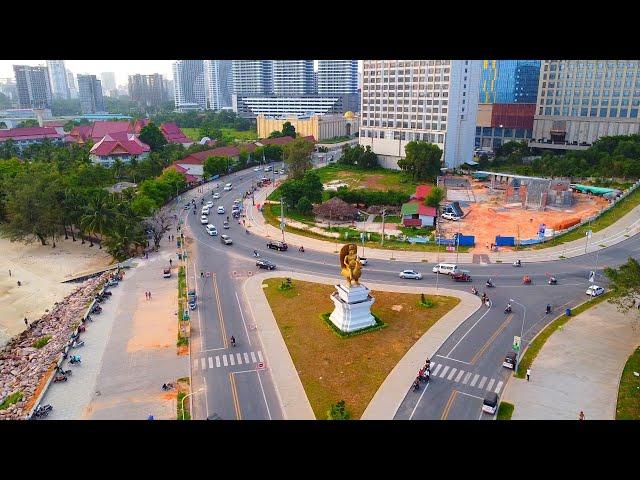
xmin=604 ymin=257 xmax=640 ymax=329
xmin=268 ymin=130 xmax=284 ymax=139
xmin=327 ymin=400 xmax=350 ymax=420
xmin=81 ymin=192 xmax=116 ymax=248
xmin=0 ymin=139 xmax=20 ymax=160
xmin=203 ymin=156 xmax=228 ymax=178
xmin=17 ymin=119 xmax=39 ymax=128
xmin=424 ymin=187 xmax=445 ymax=208
xmin=283 ymin=136 xmax=314 ymax=180
xmin=281 ymin=121 xmax=296 ymax=138
xmin=398 ymin=141 xmax=443 ymax=182
xmin=296 ymin=196 xmax=313 ymax=215
xmin=139 ymin=122 xmax=167 ymax=151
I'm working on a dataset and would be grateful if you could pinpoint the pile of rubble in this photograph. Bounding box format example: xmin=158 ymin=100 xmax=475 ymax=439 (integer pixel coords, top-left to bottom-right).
xmin=0 ymin=272 xmax=110 ymax=420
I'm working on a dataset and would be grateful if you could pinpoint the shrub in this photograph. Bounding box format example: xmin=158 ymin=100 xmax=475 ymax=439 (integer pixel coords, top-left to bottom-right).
xmin=327 ymin=400 xmax=350 ymax=420
xmin=279 ymin=278 xmax=293 ymax=291
xmin=33 ymin=335 xmax=51 ymax=349
xmin=0 ymin=391 xmax=23 ymax=411
xmin=296 ymin=196 xmax=313 ymax=215
xmin=419 ymin=293 xmax=434 ymax=308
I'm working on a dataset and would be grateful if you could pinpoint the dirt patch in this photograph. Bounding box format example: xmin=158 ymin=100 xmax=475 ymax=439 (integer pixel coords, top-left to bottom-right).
xmin=391 ymin=304 xmax=403 ymax=312
xmin=177 ymin=345 xmax=189 ymax=356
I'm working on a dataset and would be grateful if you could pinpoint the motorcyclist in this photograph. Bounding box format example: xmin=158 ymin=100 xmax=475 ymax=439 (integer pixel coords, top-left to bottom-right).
xmin=230 ymin=335 xmax=236 ymax=347
xmin=413 ymin=378 xmax=420 ymax=391
xmin=253 ymin=250 xmax=258 ymax=257
xmin=299 ymin=246 xmax=305 ymax=252
xmin=471 ymin=286 xmax=478 ymax=295
xmin=486 ymin=278 xmax=493 ymax=287
xmin=546 ymin=304 xmax=552 ymax=314
xmin=226 ymin=215 xmax=229 ymax=222
xmin=549 ymin=276 xmax=557 ymax=284
xmin=505 ymin=302 xmax=512 ymax=313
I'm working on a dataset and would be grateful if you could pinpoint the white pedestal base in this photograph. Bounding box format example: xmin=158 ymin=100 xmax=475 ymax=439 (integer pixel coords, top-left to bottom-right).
xmin=329 ymin=284 xmax=376 ymax=333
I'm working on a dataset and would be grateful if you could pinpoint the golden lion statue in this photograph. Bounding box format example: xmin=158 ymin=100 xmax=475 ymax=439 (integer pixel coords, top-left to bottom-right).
xmin=340 ymin=243 xmax=362 ymax=286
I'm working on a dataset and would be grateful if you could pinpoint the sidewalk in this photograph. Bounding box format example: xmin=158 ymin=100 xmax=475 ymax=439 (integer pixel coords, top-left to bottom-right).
xmin=502 ymin=301 xmax=640 ymax=420
xmin=243 ymin=271 xmax=480 ymax=420
xmin=245 ymin=184 xmax=640 ymax=264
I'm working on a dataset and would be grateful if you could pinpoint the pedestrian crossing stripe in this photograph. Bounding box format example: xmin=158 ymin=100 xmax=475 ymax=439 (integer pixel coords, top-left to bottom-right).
xmin=194 ymin=351 xmax=264 ymax=371
xmin=421 ymin=362 xmax=505 ymax=394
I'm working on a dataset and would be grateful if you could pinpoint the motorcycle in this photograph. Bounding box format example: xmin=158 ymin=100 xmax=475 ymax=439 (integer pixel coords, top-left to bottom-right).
xmin=504 ymin=306 xmax=512 ymax=314
xmin=253 ymin=251 xmax=260 ymax=257
xmin=91 ymin=305 xmax=102 ymax=314
xmin=77 ymin=324 xmax=86 ymax=332
xmin=71 ymin=340 xmax=85 ymax=349
xmin=55 ymin=366 xmax=72 ymax=376
xmin=548 ymin=277 xmax=557 ymax=285
xmin=33 ymin=404 xmax=53 ymax=418
xmin=53 ymin=374 xmax=68 ymax=383
xmin=69 ymin=355 xmax=81 ymax=365
xmin=413 ymin=379 xmax=420 ymax=391
xmin=546 ymin=304 xmax=552 ymax=314
xmin=485 ymin=281 xmax=495 ymax=288
xmin=299 ymin=246 xmax=305 ymax=253
xmin=513 ymin=260 xmax=522 ymax=267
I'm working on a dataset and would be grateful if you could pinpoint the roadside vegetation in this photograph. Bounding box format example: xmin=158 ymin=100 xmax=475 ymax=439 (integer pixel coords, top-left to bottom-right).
xmin=177 ymin=266 xmax=189 ymax=348
xmin=497 ymin=402 xmax=514 ymax=420
xmin=263 ymin=278 xmax=459 ymax=419
xmin=616 ymin=346 xmax=640 ymax=419
xmin=0 ymin=391 xmax=23 ymax=411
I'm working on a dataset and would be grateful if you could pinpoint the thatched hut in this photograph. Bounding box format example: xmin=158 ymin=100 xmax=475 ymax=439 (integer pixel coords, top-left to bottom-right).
xmin=313 ymin=196 xmax=359 ymax=221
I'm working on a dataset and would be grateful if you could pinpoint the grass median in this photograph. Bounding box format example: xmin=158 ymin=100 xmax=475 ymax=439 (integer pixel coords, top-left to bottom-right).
xmin=497 ymin=402 xmax=514 ymax=420
xmin=515 ymin=292 xmax=612 ymax=379
xmin=616 ymin=346 xmax=640 ymax=420
xmin=177 ymin=266 xmax=189 ymax=348
xmin=263 ymin=278 xmax=459 ymax=419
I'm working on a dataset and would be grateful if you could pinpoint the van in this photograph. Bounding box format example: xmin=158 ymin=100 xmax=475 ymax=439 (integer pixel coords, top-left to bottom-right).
xmin=432 ymin=263 xmax=459 ymax=275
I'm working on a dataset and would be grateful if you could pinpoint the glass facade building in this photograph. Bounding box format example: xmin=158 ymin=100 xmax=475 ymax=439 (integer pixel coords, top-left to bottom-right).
xmin=479 ymin=60 xmax=541 ymax=104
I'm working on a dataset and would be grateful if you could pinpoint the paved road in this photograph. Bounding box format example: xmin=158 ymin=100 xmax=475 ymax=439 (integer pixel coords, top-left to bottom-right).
xmin=181 ymin=163 xmax=640 ymax=420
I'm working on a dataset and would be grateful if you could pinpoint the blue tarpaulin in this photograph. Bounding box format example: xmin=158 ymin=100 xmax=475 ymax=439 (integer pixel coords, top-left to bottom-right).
xmin=495 ymin=235 xmax=515 ymax=247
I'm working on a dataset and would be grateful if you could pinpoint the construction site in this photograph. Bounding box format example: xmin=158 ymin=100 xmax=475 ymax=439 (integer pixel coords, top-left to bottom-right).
xmin=436 ymin=172 xmax=610 ymax=252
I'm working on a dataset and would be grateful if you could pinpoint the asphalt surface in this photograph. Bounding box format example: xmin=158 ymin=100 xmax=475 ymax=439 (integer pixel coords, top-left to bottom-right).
xmin=180 ymin=163 xmax=639 ymax=420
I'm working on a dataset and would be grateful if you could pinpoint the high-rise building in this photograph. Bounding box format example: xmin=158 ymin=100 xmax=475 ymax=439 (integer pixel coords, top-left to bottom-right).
xmin=66 ymin=70 xmax=78 ymax=98
xmin=204 ymin=60 xmax=234 ymax=110
xmin=0 ymin=78 xmax=18 ymax=104
xmin=232 ymin=60 xmax=273 ymax=96
xmin=13 ymin=65 xmax=52 ymax=109
xmin=479 ymin=60 xmax=541 ymax=104
xmin=128 ymin=73 xmax=167 ymax=109
xmin=100 ymin=72 xmax=117 ymax=95
xmin=532 ymin=60 xmax=640 ymax=149
xmin=272 ymin=60 xmax=314 ymax=96
xmin=46 ymin=60 xmax=70 ymax=100
xmin=359 ymin=60 xmax=481 ymax=168
xmin=172 ymin=60 xmax=207 ymax=111
xmin=77 ymin=74 xmax=105 ymax=114
xmin=317 ymin=60 xmax=358 ymax=95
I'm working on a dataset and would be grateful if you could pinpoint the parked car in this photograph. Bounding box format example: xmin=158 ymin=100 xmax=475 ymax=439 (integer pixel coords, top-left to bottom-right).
xmin=200 ymin=215 xmax=209 ymax=224
xmin=264 ymin=166 xmax=272 ymax=172
xmin=586 ymin=285 xmax=605 ymax=297
xmin=188 ymin=299 xmax=197 ymax=310
xmin=441 ymin=212 xmax=461 ymax=221
xmin=187 ymin=289 xmax=196 ymax=302
xmin=206 ymin=224 xmax=218 ymax=236
xmin=163 ymin=268 xmax=171 ymax=278
xmin=482 ymin=392 xmax=499 ymax=415
xmin=217 ymin=206 xmax=225 ymax=214
xmin=267 ymin=240 xmax=288 ymax=251
xmin=256 ymin=259 xmax=276 ymax=270
xmin=399 ymin=270 xmax=422 ymax=280
xmin=503 ymin=351 xmax=517 ymax=369
xmin=184 ymin=203 xmax=191 ymax=210
xmin=212 ymin=193 xmax=220 ymax=199
xmin=220 ymin=234 xmax=233 ymax=245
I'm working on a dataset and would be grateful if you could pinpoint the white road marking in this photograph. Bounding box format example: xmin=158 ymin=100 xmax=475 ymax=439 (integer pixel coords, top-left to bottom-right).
xmin=257 ymin=350 xmax=264 ymax=362
xmin=236 ymin=353 xmax=242 ymax=364
xmin=455 ymin=370 xmax=464 ymax=382
xmin=223 ymin=355 xmax=228 ymax=367
xmin=250 ymin=351 xmax=257 ymax=363
xmin=243 ymin=352 xmax=250 ymax=363
xmin=208 ymin=357 xmax=213 ymax=369
xmin=432 ymin=364 xmax=442 ymax=376
xmin=446 ymin=306 xmax=492 ymax=357
xmin=470 ymin=374 xmax=479 ymax=387
xmin=478 ymin=376 xmax=488 ymax=389
xmin=256 ymin=370 xmax=272 ymax=420
xmin=235 ymin=291 xmax=252 ymax=346
xmin=457 ymin=391 xmax=484 ymax=400
xmin=495 ymin=381 xmax=504 ymax=394
xmin=487 ymin=378 xmax=495 ymax=391
xmin=462 ymin=372 xmax=471 ymax=384
xmin=435 ymin=355 xmax=472 ymax=365
xmin=409 ymin=381 xmax=431 ymax=420
xmin=229 ymin=354 xmax=235 ymax=366
xmin=447 ymin=368 xmax=457 ymax=380
xmin=201 ymin=358 xmax=206 ymax=370
xmin=216 ymin=356 xmax=221 ymax=368
xmin=193 ymin=360 xmax=199 ymax=371
xmin=439 ymin=366 xmax=450 ymax=378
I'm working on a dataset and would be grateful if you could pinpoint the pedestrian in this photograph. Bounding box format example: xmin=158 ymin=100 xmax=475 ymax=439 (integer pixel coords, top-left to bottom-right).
xmin=24 ymin=317 xmax=28 ymax=327
xmin=148 ymin=291 xmax=151 ymax=299
xmin=169 ymin=258 xmax=173 ymax=267
xmin=145 ymin=291 xmax=148 ymax=299
xmin=526 ymin=368 xmax=531 ymax=381
xmin=17 ymin=280 xmax=21 ymax=286
xmin=9 ymin=269 xmax=11 ymax=277
xmin=579 ymin=411 xmax=585 ymax=420
xmin=200 ymin=271 xmax=204 ymax=278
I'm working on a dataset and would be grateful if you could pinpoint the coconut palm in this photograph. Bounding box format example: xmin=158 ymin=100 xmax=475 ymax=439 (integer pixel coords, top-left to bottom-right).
xmin=81 ymin=192 xmax=116 ymax=249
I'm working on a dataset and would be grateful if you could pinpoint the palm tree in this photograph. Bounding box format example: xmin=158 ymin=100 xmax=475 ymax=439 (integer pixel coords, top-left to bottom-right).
xmin=81 ymin=193 xmax=116 ymax=249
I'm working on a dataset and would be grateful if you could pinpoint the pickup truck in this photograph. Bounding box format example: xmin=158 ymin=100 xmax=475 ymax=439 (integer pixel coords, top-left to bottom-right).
xmin=267 ymin=241 xmax=288 ymax=251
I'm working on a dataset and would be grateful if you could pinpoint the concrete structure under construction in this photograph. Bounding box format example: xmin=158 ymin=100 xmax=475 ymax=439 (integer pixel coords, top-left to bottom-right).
xmin=477 ymin=171 xmax=573 ymax=210
xmin=256 ymin=112 xmax=359 ymax=141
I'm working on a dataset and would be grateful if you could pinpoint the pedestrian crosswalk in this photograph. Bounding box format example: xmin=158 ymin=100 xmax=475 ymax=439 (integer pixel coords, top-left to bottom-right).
xmin=193 ymin=350 xmax=264 ymax=371
xmin=425 ymin=361 xmax=505 ymax=394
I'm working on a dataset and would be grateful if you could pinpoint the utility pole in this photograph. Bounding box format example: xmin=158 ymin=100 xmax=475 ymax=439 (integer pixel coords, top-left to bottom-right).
xmin=455 ymin=218 xmax=461 ymax=264
xmin=381 ymin=208 xmax=386 ymax=246
xmin=280 ymin=196 xmax=285 ymax=242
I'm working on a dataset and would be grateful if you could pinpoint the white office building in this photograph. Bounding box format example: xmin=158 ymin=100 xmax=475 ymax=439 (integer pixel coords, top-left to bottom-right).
xmin=172 ymin=60 xmax=207 ymax=111
xmin=359 ymin=60 xmax=481 ymax=169
xmin=100 ymin=72 xmax=117 ymax=96
xmin=46 ymin=60 xmax=70 ymax=100
xmin=204 ymin=60 xmax=234 ymax=110
xmin=272 ymin=60 xmax=314 ymax=96
xmin=317 ymin=60 xmax=358 ymax=95
xmin=532 ymin=60 xmax=640 ymax=149
xmin=232 ymin=60 xmax=273 ymax=96
xmin=66 ymin=69 xmax=78 ymax=98
xmin=233 ymin=94 xmax=359 ymax=119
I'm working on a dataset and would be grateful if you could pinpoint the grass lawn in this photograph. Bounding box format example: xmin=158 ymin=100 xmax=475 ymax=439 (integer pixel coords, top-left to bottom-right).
xmin=616 ymin=346 xmax=640 ymax=420
xmin=319 ymin=135 xmax=352 ymax=144
xmin=182 ymin=128 xmax=200 ymax=141
xmin=531 ymin=186 xmax=640 ymax=250
xmin=373 ymin=215 xmax=402 ymax=223
xmin=497 ymin=402 xmax=514 ymax=420
xmin=515 ymin=292 xmax=612 ymax=379
xmin=315 ymin=164 xmax=419 ymax=195
xmin=263 ymin=278 xmax=459 ymax=419
xmin=181 ymin=127 xmax=258 ymax=142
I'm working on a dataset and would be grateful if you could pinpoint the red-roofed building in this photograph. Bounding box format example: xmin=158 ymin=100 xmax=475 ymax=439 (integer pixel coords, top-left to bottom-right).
xmin=401 ymin=201 xmax=436 ymax=227
xmin=164 ymin=164 xmax=200 ymax=184
xmin=0 ymin=127 xmax=65 ymax=153
xmin=68 ymin=121 xmax=134 ymax=144
xmin=133 ymin=119 xmax=193 ymax=147
xmin=68 ymin=125 xmax=93 ymax=143
xmin=89 ymin=132 xmax=150 ymax=166
xmin=411 ymin=184 xmax=434 ymax=201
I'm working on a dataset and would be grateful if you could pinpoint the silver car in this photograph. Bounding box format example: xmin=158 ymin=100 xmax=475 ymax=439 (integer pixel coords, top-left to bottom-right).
xmin=399 ymin=270 xmax=422 ymax=280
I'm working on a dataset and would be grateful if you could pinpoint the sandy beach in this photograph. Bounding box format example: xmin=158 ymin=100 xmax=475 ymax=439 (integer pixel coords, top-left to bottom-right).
xmin=0 ymin=236 xmax=113 ymax=346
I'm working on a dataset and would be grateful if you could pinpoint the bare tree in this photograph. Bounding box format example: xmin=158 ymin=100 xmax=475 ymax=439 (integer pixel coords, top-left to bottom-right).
xmin=145 ymin=210 xmax=173 ymax=250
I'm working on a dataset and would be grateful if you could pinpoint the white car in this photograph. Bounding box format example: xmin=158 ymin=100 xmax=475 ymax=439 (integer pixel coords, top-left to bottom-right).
xmin=206 ymin=201 xmax=214 ymax=208
xmin=586 ymin=285 xmax=605 ymax=297
xmin=399 ymin=270 xmax=423 ymax=280
xmin=224 ymin=183 xmax=233 ymax=191
xmin=201 ymin=208 xmax=209 ymax=216
xmin=200 ymin=215 xmax=208 ymax=224
xmin=206 ymin=224 xmax=218 ymax=236
xmin=217 ymin=206 xmax=225 ymax=214
xmin=220 ymin=234 xmax=233 ymax=245
xmin=254 ymin=166 xmax=261 ymax=171
xmin=212 ymin=193 xmax=220 ymax=199
xmin=441 ymin=212 xmax=461 ymax=221
xmin=358 ymin=257 xmax=368 ymax=266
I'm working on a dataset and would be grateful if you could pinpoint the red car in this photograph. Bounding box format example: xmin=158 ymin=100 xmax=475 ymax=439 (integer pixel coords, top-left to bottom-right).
xmin=451 ymin=272 xmax=472 ymax=282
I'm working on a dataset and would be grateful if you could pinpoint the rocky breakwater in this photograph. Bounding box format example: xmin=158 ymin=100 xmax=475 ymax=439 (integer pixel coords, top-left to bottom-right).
xmin=0 ymin=272 xmax=110 ymax=420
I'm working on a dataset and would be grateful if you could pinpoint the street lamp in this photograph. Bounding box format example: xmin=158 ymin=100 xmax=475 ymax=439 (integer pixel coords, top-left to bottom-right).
xmin=181 ymin=387 xmax=205 ymax=420
xmin=509 ymin=298 xmax=526 ymax=374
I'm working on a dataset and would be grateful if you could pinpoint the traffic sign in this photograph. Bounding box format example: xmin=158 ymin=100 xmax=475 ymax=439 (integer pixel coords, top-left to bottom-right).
xmin=513 ymin=336 xmax=521 ymax=351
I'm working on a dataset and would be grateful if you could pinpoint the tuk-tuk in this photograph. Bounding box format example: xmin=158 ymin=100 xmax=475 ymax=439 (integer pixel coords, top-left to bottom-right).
xmin=482 ymin=392 xmax=499 ymax=414
xmin=452 ymin=271 xmax=472 ymax=282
